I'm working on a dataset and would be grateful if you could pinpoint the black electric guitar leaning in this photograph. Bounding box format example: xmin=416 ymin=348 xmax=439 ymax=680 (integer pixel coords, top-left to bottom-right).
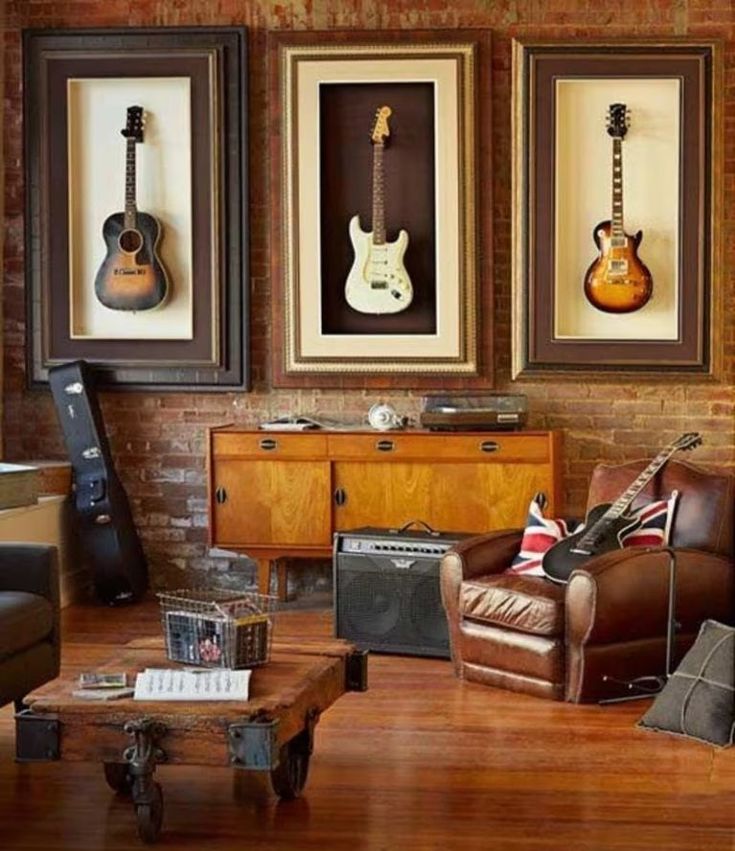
xmin=542 ymin=432 xmax=702 ymax=585
xmin=94 ymin=105 xmax=169 ymax=312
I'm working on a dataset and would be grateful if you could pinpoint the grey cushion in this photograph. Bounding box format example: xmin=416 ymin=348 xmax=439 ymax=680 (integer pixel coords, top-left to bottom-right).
xmin=639 ymin=619 xmax=735 ymax=747
xmin=0 ymin=591 xmax=55 ymax=660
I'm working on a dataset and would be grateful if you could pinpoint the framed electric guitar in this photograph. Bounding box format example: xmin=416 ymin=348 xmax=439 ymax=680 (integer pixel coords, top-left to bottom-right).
xmin=583 ymin=103 xmax=653 ymax=315
xmin=94 ymin=106 xmax=169 ymax=312
xmin=344 ymin=105 xmax=413 ymax=315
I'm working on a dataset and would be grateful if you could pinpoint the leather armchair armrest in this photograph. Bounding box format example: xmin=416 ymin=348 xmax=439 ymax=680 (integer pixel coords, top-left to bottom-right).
xmin=443 ymin=530 xmax=524 ymax=583
xmin=440 ymin=530 xmax=523 ymax=674
xmin=566 ymin=547 xmax=734 ymax=648
xmin=0 ymin=544 xmax=59 ymax=605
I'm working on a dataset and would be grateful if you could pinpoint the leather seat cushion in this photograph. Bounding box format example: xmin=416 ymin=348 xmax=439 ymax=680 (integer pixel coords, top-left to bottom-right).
xmin=0 ymin=592 xmax=54 ymax=660
xmin=459 ymin=574 xmax=565 ymax=637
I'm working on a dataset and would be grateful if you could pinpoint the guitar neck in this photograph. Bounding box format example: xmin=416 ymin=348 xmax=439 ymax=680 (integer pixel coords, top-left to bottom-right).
xmin=611 ymin=137 xmax=624 ymax=237
xmin=124 ymin=138 xmax=137 ymax=229
xmin=371 ymin=141 xmax=386 ymax=245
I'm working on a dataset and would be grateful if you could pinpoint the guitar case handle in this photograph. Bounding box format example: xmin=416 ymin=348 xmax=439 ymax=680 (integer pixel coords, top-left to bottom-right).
xmin=391 ymin=519 xmax=440 ymax=537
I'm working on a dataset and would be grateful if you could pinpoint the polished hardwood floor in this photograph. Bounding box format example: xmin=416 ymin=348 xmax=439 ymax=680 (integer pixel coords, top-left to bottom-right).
xmin=1 ymin=598 xmax=733 ymax=850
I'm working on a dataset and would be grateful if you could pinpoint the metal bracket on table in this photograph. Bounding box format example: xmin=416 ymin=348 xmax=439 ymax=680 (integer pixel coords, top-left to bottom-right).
xmin=15 ymin=710 xmax=60 ymax=762
xmin=122 ymin=718 xmax=167 ymax=794
xmin=346 ymin=649 xmax=369 ymax=692
xmin=229 ymin=717 xmax=279 ymax=771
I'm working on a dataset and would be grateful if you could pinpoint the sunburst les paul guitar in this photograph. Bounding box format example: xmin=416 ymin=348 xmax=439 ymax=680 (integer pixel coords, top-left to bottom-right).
xmin=344 ymin=106 xmax=413 ymax=315
xmin=542 ymin=432 xmax=702 ymax=585
xmin=94 ymin=106 xmax=169 ymax=312
xmin=583 ymin=103 xmax=653 ymax=315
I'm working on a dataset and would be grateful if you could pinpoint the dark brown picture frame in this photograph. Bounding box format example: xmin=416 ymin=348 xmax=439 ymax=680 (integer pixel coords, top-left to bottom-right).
xmin=24 ymin=27 xmax=249 ymax=390
xmin=268 ymin=30 xmax=493 ymax=390
xmin=512 ymin=40 xmax=722 ymax=378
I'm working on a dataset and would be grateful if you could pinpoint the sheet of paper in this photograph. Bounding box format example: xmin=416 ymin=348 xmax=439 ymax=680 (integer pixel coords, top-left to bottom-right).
xmin=133 ymin=668 xmax=251 ymax=701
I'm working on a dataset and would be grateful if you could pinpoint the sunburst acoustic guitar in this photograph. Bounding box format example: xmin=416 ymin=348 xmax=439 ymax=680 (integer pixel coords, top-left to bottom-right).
xmin=94 ymin=105 xmax=169 ymax=312
xmin=583 ymin=103 xmax=653 ymax=315
xmin=344 ymin=105 xmax=413 ymax=315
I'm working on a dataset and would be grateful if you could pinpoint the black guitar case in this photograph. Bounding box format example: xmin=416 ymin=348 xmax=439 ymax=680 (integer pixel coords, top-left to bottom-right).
xmin=49 ymin=360 xmax=148 ymax=604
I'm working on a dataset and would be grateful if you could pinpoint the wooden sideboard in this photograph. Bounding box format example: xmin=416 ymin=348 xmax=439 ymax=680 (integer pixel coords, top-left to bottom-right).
xmin=207 ymin=427 xmax=562 ymax=598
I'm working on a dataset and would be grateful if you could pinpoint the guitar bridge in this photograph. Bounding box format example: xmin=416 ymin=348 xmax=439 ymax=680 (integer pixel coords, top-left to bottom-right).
xmin=570 ymin=546 xmax=593 ymax=556
xmin=370 ymin=282 xmax=388 ymax=290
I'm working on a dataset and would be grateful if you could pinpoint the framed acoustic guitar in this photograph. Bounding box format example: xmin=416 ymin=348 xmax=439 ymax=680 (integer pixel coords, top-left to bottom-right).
xmin=583 ymin=103 xmax=653 ymax=315
xmin=344 ymin=105 xmax=413 ymax=315
xmin=94 ymin=106 xmax=169 ymax=312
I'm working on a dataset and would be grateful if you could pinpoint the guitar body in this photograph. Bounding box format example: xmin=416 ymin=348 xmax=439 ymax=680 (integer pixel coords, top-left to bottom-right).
xmin=584 ymin=220 xmax=653 ymax=314
xmin=345 ymin=215 xmax=413 ymax=315
xmin=542 ymin=503 xmax=640 ymax=585
xmin=94 ymin=212 xmax=168 ymax=312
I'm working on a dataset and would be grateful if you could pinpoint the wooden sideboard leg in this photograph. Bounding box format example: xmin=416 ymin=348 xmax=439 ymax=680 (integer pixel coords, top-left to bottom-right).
xmin=276 ymin=561 xmax=289 ymax=603
xmin=256 ymin=559 xmax=273 ymax=596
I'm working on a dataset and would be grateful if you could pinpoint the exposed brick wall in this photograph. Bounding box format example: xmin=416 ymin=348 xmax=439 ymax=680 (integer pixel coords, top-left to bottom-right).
xmin=3 ymin=1 xmax=733 ymax=589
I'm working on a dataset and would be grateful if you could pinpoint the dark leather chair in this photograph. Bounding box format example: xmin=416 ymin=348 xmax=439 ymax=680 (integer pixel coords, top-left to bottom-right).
xmin=440 ymin=460 xmax=735 ymax=703
xmin=0 ymin=544 xmax=60 ymax=712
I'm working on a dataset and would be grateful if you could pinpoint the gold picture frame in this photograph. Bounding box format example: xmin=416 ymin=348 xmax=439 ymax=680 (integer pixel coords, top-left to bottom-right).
xmin=269 ymin=30 xmax=493 ymax=389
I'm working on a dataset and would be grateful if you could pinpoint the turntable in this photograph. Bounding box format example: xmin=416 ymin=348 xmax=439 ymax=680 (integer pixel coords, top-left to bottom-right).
xmin=420 ymin=394 xmax=528 ymax=432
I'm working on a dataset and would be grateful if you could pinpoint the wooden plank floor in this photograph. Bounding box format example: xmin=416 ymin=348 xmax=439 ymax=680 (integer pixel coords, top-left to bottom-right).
xmin=1 ymin=598 xmax=733 ymax=850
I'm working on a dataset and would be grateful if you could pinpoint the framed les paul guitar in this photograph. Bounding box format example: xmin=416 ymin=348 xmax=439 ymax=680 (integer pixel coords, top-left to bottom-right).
xmin=94 ymin=105 xmax=169 ymax=312
xmin=344 ymin=105 xmax=413 ymax=315
xmin=583 ymin=103 xmax=653 ymax=315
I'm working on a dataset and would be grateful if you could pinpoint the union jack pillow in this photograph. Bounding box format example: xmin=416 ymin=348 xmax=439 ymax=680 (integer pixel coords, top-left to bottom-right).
xmin=506 ymin=491 xmax=679 ymax=578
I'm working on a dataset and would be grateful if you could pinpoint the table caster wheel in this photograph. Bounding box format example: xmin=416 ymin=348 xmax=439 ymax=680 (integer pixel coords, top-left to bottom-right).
xmin=103 ymin=762 xmax=133 ymax=796
xmin=270 ymin=738 xmax=310 ymax=800
xmin=134 ymin=781 xmax=164 ymax=844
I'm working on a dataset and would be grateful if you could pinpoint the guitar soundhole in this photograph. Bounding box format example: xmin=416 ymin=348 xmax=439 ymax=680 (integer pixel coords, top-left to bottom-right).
xmin=118 ymin=229 xmax=143 ymax=254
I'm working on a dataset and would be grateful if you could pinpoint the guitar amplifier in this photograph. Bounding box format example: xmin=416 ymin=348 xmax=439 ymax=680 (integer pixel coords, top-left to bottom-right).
xmin=333 ymin=525 xmax=473 ymax=658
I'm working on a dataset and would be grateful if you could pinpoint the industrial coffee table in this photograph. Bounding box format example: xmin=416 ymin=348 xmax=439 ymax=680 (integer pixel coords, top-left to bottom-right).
xmin=16 ymin=637 xmax=367 ymax=843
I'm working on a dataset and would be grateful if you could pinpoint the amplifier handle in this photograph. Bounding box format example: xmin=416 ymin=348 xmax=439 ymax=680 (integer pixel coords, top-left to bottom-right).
xmin=392 ymin=519 xmax=440 ymax=537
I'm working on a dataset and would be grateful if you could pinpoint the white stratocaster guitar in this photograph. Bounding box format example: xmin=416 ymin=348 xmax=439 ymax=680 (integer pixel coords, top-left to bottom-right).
xmin=344 ymin=105 xmax=413 ymax=315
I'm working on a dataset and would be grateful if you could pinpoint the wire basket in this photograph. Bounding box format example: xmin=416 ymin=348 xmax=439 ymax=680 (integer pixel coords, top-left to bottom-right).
xmin=158 ymin=589 xmax=277 ymax=669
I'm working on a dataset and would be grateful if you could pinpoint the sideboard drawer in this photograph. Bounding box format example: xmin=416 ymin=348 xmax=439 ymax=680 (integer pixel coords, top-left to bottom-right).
xmin=212 ymin=432 xmax=328 ymax=459
xmin=326 ymin=433 xmax=551 ymax=462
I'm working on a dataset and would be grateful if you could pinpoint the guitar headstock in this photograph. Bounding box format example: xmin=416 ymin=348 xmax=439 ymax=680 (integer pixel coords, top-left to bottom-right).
xmin=371 ymin=106 xmax=392 ymax=145
xmin=673 ymin=432 xmax=703 ymax=452
xmin=605 ymin=102 xmax=630 ymax=139
xmin=121 ymin=105 xmax=145 ymax=143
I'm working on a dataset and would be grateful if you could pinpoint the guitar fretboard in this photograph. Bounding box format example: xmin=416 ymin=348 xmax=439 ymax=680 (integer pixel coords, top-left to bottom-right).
xmin=124 ymin=138 xmax=137 ymax=229
xmin=611 ymin=137 xmax=624 ymax=238
xmin=372 ymin=142 xmax=386 ymax=245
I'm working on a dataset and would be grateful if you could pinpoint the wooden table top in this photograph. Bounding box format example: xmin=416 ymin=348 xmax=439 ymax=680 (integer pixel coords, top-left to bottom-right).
xmin=24 ymin=636 xmax=358 ymax=723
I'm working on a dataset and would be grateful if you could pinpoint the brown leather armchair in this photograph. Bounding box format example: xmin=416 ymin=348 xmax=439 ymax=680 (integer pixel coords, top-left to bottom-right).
xmin=440 ymin=459 xmax=735 ymax=703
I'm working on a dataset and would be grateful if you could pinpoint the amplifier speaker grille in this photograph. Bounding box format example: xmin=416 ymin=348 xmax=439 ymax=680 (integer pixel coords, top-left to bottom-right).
xmin=335 ymin=549 xmax=451 ymax=658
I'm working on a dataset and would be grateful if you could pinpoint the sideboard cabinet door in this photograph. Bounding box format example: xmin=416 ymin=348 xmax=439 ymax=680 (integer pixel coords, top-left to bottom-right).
xmin=211 ymin=459 xmax=331 ymax=548
xmin=333 ymin=460 xmax=554 ymax=534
